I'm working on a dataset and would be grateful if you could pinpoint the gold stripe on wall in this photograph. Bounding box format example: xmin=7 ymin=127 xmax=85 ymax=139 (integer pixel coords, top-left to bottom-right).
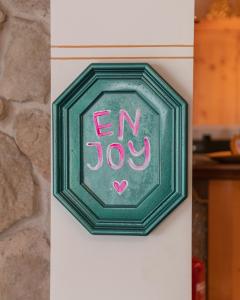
xmin=51 ymin=56 xmax=193 ymax=60
xmin=51 ymin=44 xmax=194 ymax=48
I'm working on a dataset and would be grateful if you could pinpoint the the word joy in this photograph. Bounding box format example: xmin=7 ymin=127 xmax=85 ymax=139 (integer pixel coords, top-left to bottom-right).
xmin=86 ymin=108 xmax=151 ymax=171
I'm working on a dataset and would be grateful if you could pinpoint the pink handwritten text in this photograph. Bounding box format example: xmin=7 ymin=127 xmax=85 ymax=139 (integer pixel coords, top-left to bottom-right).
xmin=93 ymin=110 xmax=113 ymax=137
xmin=86 ymin=108 xmax=152 ymax=194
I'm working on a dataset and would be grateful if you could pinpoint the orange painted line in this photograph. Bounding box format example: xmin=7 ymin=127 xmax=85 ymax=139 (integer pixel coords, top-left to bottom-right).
xmin=51 ymin=44 xmax=194 ymax=49
xmin=51 ymin=56 xmax=193 ymax=60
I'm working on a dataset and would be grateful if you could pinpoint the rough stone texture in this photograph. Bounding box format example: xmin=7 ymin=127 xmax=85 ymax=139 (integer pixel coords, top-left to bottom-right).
xmin=0 ymin=17 xmax=50 ymax=103
xmin=0 ymin=1 xmax=50 ymax=299
xmin=0 ymin=131 xmax=35 ymax=232
xmin=15 ymin=109 xmax=50 ymax=180
xmin=0 ymin=7 xmax=6 ymax=28
xmin=0 ymin=98 xmax=7 ymax=120
xmin=0 ymin=0 xmax=49 ymax=25
xmin=0 ymin=229 xmax=50 ymax=300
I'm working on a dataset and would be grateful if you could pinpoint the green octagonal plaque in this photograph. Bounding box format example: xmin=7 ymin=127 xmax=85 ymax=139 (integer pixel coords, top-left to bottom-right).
xmin=53 ymin=63 xmax=188 ymax=235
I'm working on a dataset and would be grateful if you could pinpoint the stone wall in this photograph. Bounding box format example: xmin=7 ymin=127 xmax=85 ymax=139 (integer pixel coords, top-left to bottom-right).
xmin=0 ymin=1 xmax=50 ymax=300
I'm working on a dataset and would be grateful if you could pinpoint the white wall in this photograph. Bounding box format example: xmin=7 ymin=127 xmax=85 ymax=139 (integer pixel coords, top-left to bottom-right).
xmin=51 ymin=1 xmax=194 ymax=299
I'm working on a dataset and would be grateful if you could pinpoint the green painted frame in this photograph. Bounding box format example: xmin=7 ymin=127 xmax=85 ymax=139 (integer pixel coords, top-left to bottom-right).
xmin=52 ymin=63 xmax=188 ymax=235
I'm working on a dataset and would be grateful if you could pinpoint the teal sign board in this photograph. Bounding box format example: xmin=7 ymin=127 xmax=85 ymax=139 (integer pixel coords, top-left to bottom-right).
xmin=53 ymin=63 xmax=188 ymax=235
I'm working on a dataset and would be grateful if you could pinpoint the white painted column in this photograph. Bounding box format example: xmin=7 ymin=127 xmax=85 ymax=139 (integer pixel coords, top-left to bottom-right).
xmin=51 ymin=1 xmax=194 ymax=299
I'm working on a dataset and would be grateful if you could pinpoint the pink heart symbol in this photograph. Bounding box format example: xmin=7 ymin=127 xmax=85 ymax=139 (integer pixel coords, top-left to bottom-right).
xmin=113 ymin=180 xmax=128 ymax=194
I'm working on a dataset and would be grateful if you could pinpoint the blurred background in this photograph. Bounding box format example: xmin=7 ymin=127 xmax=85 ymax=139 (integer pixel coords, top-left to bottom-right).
xmin=193 ymin=1 xmax=240 ymax=300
